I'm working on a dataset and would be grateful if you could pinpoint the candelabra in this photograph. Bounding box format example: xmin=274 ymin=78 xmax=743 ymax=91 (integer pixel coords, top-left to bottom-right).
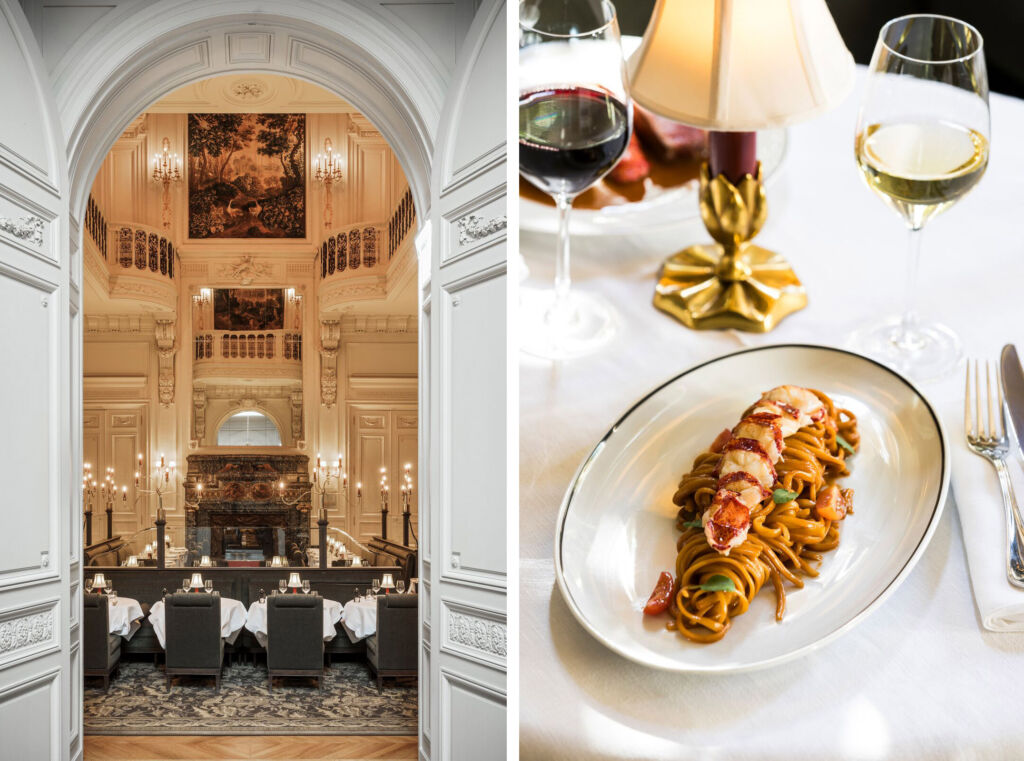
xmin=134 ymin=452 xmax=183 ymax=568
xmin=312 ymin=138 xmax=344 ymax=228
xmin=151 ymin=137 xmax=182 ymax=230
xmin=379 ymin=467 xmax=390 ymax=540
xmin=400 ymin=463 xmax=415 ymax=547
xmin=279 ymin=454 xmax=348 ymax=569
xmin=83 ymin=463 xmax=127 ymax=541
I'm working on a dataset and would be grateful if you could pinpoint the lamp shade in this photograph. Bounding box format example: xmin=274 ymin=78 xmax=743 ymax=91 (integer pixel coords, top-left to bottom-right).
xmin=270 ymin=555 xmax=286 ymax=567
xmin=125 ymin=556 xmax=139 ymax=567
xmin=189 ymin=572 xmax=203 ymax=589
xmin=627 ymin=0 xmax=854 ymax=130
xmin=199 ymin=555 xmax=212 ymax=567
xmin=287 ymin=571 xmax=302 ymax=588
xmin=92 ymin=573 xmax=106 ymax=589
xmin=380 ymin=573 xmax=395 ymax=590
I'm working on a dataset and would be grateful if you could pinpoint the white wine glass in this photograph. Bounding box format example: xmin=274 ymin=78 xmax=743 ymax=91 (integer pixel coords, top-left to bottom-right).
xmin=204 ymin=579 xmax=213 ymax=594
xmin=396 ymin=579 xmax=406 ymax=594
xmin=851 ymin=14 xmax=988 ymax=382
xmin=372 ymin=578 xmax=381 ymax=598
xmin=85 ymin=578 xmax=94 ymax=593
xmin=278 ymin=578 xmax=286 ymax=594
xmin=302 ymin=580 xmax=311 ymax=595
xmin=182 ymin=578 xmax=189 ymax=593
xmin=518 ymin=0 xmax=631 ymax=359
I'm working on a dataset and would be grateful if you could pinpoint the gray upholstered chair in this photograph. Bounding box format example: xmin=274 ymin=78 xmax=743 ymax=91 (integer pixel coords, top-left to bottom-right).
xmin=266 ymin=594 xmax=325 ymax=690
xmin=163 ymin=592 xmax=224 ymax=691
xmin=366 ymin=593 xmax=418 ymax=693
xmin=83 ymin=594 xmax=120 ymax=691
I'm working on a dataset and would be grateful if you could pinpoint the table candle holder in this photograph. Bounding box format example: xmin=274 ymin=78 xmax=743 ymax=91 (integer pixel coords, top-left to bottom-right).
xmin=654 ymin=163 xmax=806 ymax=332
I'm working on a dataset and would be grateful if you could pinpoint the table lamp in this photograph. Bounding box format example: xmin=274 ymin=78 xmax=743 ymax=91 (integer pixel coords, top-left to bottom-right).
xmin=287 ymin=571 xmax=302 ymax=590
xmin=199 ymin=555 xmax=213 ymax=567
xmin=380 ymin=573 xmax=395 ymax=595
xmin=628 ymin=0 xmax=854 ymax=331
xmin=92 ymin=573 xmax=106 ymax=591
xmin=125 ymin=555 xmax=139 ymax=567
xmin=270 ymin=555 xmax=286 ymax=567
xmin=189 ymin=572 xmax=203 ymax=590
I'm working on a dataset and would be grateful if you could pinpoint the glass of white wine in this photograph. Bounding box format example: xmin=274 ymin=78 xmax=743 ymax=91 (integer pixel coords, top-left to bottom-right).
xmin=851 ymin=14 xmax=988 ymax=381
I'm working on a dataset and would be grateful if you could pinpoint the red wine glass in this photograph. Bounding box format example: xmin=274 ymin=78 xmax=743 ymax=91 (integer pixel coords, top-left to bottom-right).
xmin=519 ymin=0 xmax=631 ymax=359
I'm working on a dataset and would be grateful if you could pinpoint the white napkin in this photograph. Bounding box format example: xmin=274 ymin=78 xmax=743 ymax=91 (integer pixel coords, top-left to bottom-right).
xmin=949 ymin=397 xmax=1024 ymax=630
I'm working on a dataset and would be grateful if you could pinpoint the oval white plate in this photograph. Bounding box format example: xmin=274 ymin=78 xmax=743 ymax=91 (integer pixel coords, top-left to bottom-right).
xmin=554 ymin=344 xmax=949 ymax=673
xmin=519 ymin=36 xmax=788 ymax=236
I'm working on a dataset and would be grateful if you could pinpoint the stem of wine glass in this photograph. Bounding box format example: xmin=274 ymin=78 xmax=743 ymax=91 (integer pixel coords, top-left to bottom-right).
xmin=550 ymin=193 xmax=575 ymax=327
xmin=895 ymin=225 xmax=925 ymax=352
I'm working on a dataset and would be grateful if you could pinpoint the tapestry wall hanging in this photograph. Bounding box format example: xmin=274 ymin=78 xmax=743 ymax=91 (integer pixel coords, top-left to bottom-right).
xmin=188 ymin=113 xmax=306 ymax=239
xmin=213 ymin=288 xmax=285 ymax=331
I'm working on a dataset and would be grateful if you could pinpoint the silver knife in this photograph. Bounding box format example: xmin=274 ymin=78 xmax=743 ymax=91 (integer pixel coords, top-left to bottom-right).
xmin=1001 ymin=344 xmax=1024 ymax=463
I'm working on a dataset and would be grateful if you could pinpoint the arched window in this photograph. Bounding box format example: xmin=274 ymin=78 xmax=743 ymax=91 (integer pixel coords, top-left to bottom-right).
xmin=217 ymin=411 xmax=282 ymax=446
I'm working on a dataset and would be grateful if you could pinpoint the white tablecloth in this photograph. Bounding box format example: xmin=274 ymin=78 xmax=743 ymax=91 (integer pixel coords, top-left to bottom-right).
xmin=244 ymin=596 xmax=344 ymax=647
xmin=105 ymin=596 xmax=144 ymax=640
xmin=520 ymin=67 xmax=1024 ymax=760
xmin=148 ymin=596 xmax=247 ymax=649
xmin=340 ymin=597 xmax=377 ymax=642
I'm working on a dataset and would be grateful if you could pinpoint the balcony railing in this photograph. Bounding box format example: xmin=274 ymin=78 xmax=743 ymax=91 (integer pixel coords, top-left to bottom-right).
xmin=387 ymin=187 xmax=415 ymax=261
xmin=317 ymin=221 xmax=386 ymax=280
xmin=113 ymin=222 xmax=176 ymax=280
xmin=86 ymin=195 xmax=109 ymax=260
xmin=194 ymin=331 xmax=302 ymax=362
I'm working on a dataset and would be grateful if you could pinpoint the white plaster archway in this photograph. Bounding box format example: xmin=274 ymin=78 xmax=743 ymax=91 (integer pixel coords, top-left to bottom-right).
xmin=57 ymin=1 xmax=448 ymax=226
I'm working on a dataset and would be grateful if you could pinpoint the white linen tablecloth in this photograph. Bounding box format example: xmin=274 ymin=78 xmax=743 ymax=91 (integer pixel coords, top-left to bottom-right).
xmin=520 ymin=66 xmax=1024 ymax=760
xmin=105 ymin=595 xmax=144 ymax=640
xmin=340 ymin=597 xmax=377 ymax=642
xmin=148 ymin=596 xmax=247 ymax=649
xmin=244 ymin=596 xmax=344 ymax=647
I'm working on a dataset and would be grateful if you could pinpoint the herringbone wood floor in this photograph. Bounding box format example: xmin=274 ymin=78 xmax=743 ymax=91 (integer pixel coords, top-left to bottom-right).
xmin=82 ymin=735 xmax=418 ymax=760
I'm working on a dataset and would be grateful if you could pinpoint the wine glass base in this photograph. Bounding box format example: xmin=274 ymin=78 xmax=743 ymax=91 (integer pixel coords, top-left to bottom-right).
xmin=847 ymin=317 xmax=962 ymax=383
xmin=519 ymin=287 xmax=616 ymax=360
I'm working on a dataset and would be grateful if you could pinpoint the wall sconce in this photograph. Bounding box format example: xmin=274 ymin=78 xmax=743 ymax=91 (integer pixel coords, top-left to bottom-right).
xmin=312 ymin=138 xmax=344 ymax=229
xmin=151 ymin=137 xmax=182 ymax=231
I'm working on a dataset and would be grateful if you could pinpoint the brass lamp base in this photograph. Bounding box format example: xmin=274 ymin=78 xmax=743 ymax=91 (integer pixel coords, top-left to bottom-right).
xmin=653 ymin=163 xmax=807 ymax=333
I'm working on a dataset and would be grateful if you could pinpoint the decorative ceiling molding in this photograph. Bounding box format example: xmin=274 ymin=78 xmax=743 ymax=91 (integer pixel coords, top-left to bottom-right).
xmin=341 ymin=314 xmax=416 ymax=335
xmin=215 ymin=255 xmax=274 ymax=285
xmin=84 ymin=314 xmax=155 ymax=334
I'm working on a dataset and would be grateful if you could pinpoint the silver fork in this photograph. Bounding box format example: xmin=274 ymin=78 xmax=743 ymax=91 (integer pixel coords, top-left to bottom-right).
xmin=965 ymin=359 xmax=1024 ymax=588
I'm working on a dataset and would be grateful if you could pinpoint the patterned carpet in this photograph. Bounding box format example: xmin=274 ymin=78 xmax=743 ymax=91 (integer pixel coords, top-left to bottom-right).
xmin=84 ymin=660 xmax=417 ymax=736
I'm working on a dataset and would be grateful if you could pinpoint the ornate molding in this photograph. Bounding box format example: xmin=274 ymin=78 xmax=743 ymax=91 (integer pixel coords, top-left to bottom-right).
xmin=0 ymin=215 xmax=44 ymax=247
xmin=290 ymin=390 xmax=303 ymax=441
xmin=447 ymin=611 xmax=507 ymax=660
xmin=216 ymin=255 xmax=273 ymax=285
xmin=231 ymin=80 xmax=266 ymax=99
xmin=192 ymin=388 xmax=207 ymax=443
xmin=0 ymin=608 xmax=56 ymax=666
xmin=84 ymin=314 xmax=154 ymax=335
xmin=204 ymin=384 xmax=295 ymax=399
xmin=340 ymin=314 xmax=416 ymax=335
xmin=229 ymin=396 xmax=264 ymax=410
xmin=154 ymin=318 xmax=177 ymax=406
xmin=456 ymin=214 xmax=506 ymax=246
xmin=320 ymin=319 xmax=342 ymax=408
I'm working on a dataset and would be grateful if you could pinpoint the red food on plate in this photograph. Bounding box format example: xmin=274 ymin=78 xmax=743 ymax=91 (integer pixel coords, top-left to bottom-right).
xmin=608 ymin=132 xmax=650 ymax=184
xmin=634 ymin=104 xmax=706 ymax=162
xmin=643 ymin=571 xmax=674 ymax=615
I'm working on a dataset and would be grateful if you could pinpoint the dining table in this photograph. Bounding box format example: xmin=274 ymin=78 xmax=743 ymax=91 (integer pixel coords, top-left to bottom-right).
xmin=147 ymin=595 xmax=248 ymax=649
xmin=519 ymin=66 xmax=1024 ymax=760
xmin=244 ymin=596 xmax=344 ymax=647
xmin=340 ymin=597 xmax=378 ymax=643
xmin=103 ymin=595 xmax=144 ymax=640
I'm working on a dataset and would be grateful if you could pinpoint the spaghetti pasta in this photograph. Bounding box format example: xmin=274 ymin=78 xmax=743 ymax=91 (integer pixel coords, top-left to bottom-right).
xmin=660 ymin=388 xmax=858 ymax=643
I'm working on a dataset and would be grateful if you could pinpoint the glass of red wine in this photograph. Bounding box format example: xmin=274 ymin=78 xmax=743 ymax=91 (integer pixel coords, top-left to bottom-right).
xmin=519 ymin=0 xmax=630 ymax=359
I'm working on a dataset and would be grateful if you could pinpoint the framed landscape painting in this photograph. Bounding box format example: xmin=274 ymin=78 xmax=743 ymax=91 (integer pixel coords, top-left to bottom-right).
xmin=188 ymin=113 xmax=306 ymax=239
xmin=213 ymin=289 xmax=285 ymax=331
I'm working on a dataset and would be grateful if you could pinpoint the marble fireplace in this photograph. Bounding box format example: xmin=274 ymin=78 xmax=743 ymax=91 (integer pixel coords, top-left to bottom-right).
xmin=185 ymin=454 xmax=312 ymax=565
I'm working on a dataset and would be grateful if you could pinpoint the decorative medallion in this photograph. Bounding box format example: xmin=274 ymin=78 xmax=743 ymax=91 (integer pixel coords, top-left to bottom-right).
xmin=447 ymin=611 xmax=507 ymax=659
xmin=456 ymin=214 xmax=507 ymax=246
xmin=0 ymin=215 xmax=44 ymax=247
xmin=231 ymin=81 xmax=266 ymax=100
xmin=0 ymin=609 xmax=55 ymax=662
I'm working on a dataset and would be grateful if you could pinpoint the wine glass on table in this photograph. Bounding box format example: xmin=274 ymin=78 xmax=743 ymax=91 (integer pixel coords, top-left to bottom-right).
xmin=109 ymin=590 xmax=117 ymax=606
xmin=278 ymin=579 xmax=287 ymax=595
xmin=182 ymin=578 xmax=189 ymax=594
xmin=204 ymin=579 xmax=213 ymax=595
xmin=302 ymin=580 xmax=311 ymax=595
xmin=353 ymin=588 xmax=361 ymax=602
xmin=850 ymin=14 xmax=989 ymax=382
xmin=518 ymin=0 xmax=631 ymax=359
xmin=85 ymin=578 xmax=94 ymax=594
xmin=372 ymin=578 xmax=381 ymax=598
xmin=105 ymin=580 xmax=113 ymax=595
xmin=396 ymin=579 xmax=406 ymax=595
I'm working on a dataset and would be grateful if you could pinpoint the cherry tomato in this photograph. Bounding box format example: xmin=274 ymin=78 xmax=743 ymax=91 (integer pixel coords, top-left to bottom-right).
xmin=643 ymin=571 xmax=674 ymax=615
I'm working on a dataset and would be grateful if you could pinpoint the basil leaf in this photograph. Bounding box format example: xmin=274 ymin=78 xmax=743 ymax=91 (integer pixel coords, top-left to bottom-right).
xmin=699 ymin=574 xmax=736 ymax=593
xmin=836 ymin=434 xmax=856 ymax=455
xmin=772 ymin=487 xmax=799 ymax=504
xmin=682 ymin=518 xmax=703 ymax=529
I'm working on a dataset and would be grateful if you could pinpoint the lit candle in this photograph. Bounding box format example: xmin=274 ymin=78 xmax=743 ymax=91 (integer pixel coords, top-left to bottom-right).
xmin=160 ymin=453 xmax=165 ymax=468
xmin=121 ymin=485 xmax=127 ymax=502
xmin=135 ymin=471 xmax=140 ymax=486
xmin=278 ymin=480 xmax=284 ymax=491
xmin=357 ymin=482 xmax=362 ymax=498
